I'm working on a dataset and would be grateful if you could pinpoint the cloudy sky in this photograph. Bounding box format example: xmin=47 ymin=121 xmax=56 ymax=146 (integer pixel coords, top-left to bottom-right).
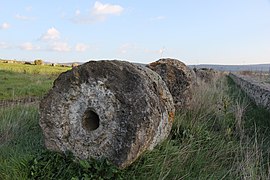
xmin=1 ymin=0 xmax=270 ymax=65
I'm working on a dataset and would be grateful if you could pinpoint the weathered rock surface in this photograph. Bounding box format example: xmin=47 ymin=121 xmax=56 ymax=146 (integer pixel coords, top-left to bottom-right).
xmin=39 ymin=60 xmax=175 ymax=168
xmin=146 ymin=58 xmax=193 ymax=109
xmin=229 ymin=73 xmax=270 ymax=112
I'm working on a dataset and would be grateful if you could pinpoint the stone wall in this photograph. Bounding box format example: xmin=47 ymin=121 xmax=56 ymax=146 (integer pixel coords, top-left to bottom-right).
xmin=229 ymin=73 xmax=270 ymax=111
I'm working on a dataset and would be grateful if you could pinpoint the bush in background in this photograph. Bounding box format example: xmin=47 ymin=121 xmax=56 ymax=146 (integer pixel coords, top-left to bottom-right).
xmin=34 ymin=59 xmax=44 ymax=65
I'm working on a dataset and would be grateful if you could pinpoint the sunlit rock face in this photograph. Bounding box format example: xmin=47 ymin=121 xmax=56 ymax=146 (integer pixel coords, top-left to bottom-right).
xmin=39 ymin=60 xmax=175 ymax=168
xmin=147 ymin=58 xmax=194 ymax=110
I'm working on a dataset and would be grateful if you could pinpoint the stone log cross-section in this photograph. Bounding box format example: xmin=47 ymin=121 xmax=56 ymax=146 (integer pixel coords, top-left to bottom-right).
xmin=39 ymin=60 xmax=175 ymax=168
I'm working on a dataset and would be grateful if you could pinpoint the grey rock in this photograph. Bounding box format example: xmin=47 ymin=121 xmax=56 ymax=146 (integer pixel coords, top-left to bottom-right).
xmin=229 ymin=73 xmax=270 ymax=112
xmin=39 ymin=60 xmax=175 ymax=168
xmin=146 ymin=58 xmax=193 ymax=110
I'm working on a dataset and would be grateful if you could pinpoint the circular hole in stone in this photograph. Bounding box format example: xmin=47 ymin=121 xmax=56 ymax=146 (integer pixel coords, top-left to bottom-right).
xmin=82 ymin=108 xmax=100 ymax=131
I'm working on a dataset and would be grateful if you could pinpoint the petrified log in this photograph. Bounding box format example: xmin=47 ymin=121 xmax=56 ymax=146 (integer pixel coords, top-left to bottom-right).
xmin=39 ymin=60 xmax=175 ymax=168
xmin=147 ymin=58 xmax=193 ymax=110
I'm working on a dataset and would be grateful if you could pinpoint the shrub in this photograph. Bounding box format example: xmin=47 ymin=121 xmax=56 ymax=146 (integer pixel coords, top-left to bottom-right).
xmin=34 ymin=59 xmax=44 ymax=65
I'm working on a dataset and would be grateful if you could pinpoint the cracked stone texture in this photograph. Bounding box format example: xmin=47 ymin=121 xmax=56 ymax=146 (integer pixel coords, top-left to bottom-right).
xmin=229 ymin=73 xmax=270 ymax=112
xmin=146 ymin=58 xmax=194 ymax=110
xmin=39 ymin=60 xmax=175 ymax=168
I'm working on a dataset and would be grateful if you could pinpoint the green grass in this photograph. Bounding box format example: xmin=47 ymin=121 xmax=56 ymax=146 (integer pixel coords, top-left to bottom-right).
xmin=123 ymin=77 xmax=238 ymax=179
xmin=0 ymin=62 xmax=70 ymax=100
xmin=227 ymin=76 xmax=270 ymax=138
xmin=0 ymin=70 xmax=57 ymax=100
xmin=227 ymin=76 xmax=270 ymax=172
xmin=121 ymin=76 xmax=270 ymax=179
xmin=0 ymin=62 xmax=71 ymax=75
xmin=0 ymin=106 xmax=43 ymax=179
xmin=1 ymin=72 xmax=270 ymax=179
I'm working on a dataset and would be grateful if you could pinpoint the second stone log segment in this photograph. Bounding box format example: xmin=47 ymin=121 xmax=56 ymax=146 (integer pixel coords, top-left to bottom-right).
xmin=147 ymin=58 xmax=194 ymax=110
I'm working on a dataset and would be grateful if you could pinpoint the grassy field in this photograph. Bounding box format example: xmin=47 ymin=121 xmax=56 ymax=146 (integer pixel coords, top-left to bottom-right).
xmin=0 ymin=63 xmax=70 ymax=100
xmin=1 ymin=63 xmax=270 ymax=179
xmin=0 ymin=70 xmax=55 ymax=100
xmin=0 ymin=62 xmax=71 ymax=75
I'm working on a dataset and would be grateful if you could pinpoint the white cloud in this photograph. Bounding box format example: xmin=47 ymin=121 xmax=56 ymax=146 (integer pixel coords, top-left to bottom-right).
xmin=49 ymin=42 xmax=71 ymax=52
xmin=71 ymin=1 xmax=123 ymax=24
xmin=39 ymin=28 xmax=72 ymax=52
xmin=41 ymin=27 xmax=60 ymax=41
xmin=0 ymin=22 xmax=10 ymax=29
xmin=20 ymin=42 xmax=40 ymax=51
xmin=15 ymin=14 xmax=36 ymax=21
xmin=93 ymin=1 xmax=123 ymax=15
xmin=75 ymin=43 xmax=88 ymax=52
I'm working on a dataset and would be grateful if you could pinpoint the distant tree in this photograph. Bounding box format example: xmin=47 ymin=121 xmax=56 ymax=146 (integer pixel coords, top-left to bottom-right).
xmin=34 ymin=59 xmax=44 ymax=65
xmin=24 ymin=61 xmax=32 ymax=65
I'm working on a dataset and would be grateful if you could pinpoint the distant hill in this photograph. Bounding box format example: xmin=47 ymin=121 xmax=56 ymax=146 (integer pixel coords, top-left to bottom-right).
xmin=189 ymin=64 xmax=270 ymax=72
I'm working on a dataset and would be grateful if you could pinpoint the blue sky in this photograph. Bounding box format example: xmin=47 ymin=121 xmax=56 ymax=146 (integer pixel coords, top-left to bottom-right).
xmin=1 ymin=0 xmax=270 ymax=65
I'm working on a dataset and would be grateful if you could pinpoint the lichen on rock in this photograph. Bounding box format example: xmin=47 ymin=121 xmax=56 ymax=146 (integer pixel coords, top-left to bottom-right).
xmin=147 ymin=58 xmax=194 ymax=110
